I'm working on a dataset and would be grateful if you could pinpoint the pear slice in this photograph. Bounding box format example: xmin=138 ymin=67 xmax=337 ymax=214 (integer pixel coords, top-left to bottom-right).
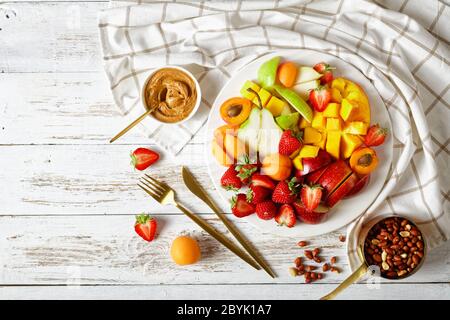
xmin=258 ymin=108 xmax=283 ymax=160
xmin=257 ymin=56 xmax=280 ymax=89
xmin=295 ymin=66 xmax=322 ymax=85
xmin=293 ymin=80 xmax=320 ymax=101
xmin=237 ymin=108 xmax=261 ymax=163
xmin=274 ymin=85 xmax=313 ymax=123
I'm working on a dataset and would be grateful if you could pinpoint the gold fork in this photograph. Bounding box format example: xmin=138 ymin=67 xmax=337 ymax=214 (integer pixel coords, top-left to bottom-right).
xmin=138 ymin=174 xmax=261 ymax=271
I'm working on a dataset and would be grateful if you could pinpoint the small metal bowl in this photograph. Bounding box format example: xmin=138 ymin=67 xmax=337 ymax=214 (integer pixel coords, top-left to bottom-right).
xmin=358 ymin=215 xmax=427 ymax=280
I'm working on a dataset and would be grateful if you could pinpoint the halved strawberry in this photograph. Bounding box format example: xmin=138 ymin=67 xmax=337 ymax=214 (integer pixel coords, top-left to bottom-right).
xmin=250 ymin=174 xmax=276 ymax=190
xmin=272 ymin=177 xmax=299 ymax=204
xmin=309 ymin=86 xmax=331 ymax=112
xmin=247 ymin=185 xmax=271 ymax=205
xmin=231 ymin=194 xmax=255 ymax=218
xmin=274 ymin=204 xmax=296 ymax=228
xmin=134 ymin=214 xmax=157 ymax=242
xmin=300 ymin=184 xmax=323 ymax=211
xmin=236 ymin=155 xmax=258 ymax=184
xmin=364 ymin=124 xmax=388 ymax=147
xmin=279 ymin=130 xmax=302 ymax=157
xmin=220 ymin=165 xmax=242 ymax=191
xmin=293 ymin=201 xmax=329 ymax=224
xmin=255 ymin=200 xmax=277 ymax=220
xmin=130 ymin=148 xmax=159 ymax=171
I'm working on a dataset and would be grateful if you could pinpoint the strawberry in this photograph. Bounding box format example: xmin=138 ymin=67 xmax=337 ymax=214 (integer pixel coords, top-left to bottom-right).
xmin=313 ymin=62 xmax=330 ymax=73
xmin=130 ymin=148 xmax=159 ymax=171
xmin=250 ymin=174 xmax=276 ymax=190
xmin=364 ymin=124 xmax=388 ymax=147
xmin=231 ymin=193 xmax=255 ymax=218
xmin=313 ymin=62 xmax=335 ymax=85
xmin=293 ymin=201 xmax=329 ymax=224
xmin=279 ymin=130 xmax=302 ymax=156
xmin=309 ymin=86 xmax=331 ymax=112
xmin=300 ymin=184 xmax=323 ymax=211
xmin=321 ymin=71 xmax=333 ymax=85
xmin=134 ymin=214 xmax=157 ymax=242
xmin=255 ymin=200 xmax=277 ymax=220
xmin=272 ymin=178 xmax=299 ymax=204
xmin=236 ymin=155 xmax=258 ymax=184
xmin=221 ymin=165 xmax=242 ymax=191
xmin=247 ymin=185 xmax=271 ymax=205
xmin=274 ymin=204 xmax=296 ymax=227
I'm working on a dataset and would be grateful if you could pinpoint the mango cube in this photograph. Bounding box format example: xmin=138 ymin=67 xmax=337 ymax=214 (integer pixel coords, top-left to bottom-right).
xmin=293 ymin=156 xmax=303 ymax=170
xmin=313 ymin=129 xmax=327 ymax=150
xmin=330 ymin=88 xmax=342 ymax=103
xmin=326 ymin=131 xmax=341 ymax=159
xmin=252 ymin=88 xmax=271 ymax=107
xmin=323 ymin=103 xmax=340 ymax=118
xmin=303 ymin=127 xmax=323 ymax=144
xmin=326 ymin=118 xmax=342 ymax=131
xmin=299 ymin=145 xmax=320 ymax=158
xmin=265 ymin=96 xmax=287 ymax=117
xmin=299 ymin=117 xmax=311 ymax=129
xmin=311 ymin=111 xmax=326 ymax=129
xmin=240 ymin=80 xmax=261 ymax=100
xmin=331 ymin=78 xmax=346 ymax=92
xmin=341 ymin=133 xmax=363 ymax=159
xmin=340 ymin=99 xmax=358 ymax=121
xmin=343 ymin=121 xmax=369 ymax=135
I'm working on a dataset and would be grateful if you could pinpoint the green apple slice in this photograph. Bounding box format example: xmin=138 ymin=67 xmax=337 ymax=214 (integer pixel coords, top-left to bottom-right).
xmin=257 ymin=56 xmax=280 ymax=89
xmin=276 ymin=113 xmax=300 ymax=130
xmin=274 ymin=84 xmax=313 ymax=123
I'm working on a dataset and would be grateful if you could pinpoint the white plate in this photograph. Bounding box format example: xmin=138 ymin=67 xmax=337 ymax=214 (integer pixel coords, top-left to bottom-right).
xmin=205 ymin=50 xmax=393 ymax=238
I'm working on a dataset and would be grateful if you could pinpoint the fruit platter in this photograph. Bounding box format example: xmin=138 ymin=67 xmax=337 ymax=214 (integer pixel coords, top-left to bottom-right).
xmin=206 ymin=50 xmax=393 ymax=237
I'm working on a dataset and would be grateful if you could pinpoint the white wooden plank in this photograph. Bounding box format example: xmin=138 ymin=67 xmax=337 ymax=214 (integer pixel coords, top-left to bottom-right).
xmin=0 ymin=215 xmax=448 ymax=285
xmin=0 ymin=72 xmax=206 ymax=145
xmin=1 ymin=283 xmax=449 ymax=300
xmin=0 ymin=144 xmax=219 ymax=214
xmin=0 ymin=2 xmax=106 ymax=73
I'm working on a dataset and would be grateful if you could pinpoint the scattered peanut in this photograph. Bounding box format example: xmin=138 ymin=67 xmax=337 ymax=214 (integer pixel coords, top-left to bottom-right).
xmin=297 ymin=241 xmax=308 ymax=247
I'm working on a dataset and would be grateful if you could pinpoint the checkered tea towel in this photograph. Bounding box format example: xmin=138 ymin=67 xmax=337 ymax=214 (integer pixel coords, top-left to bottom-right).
xmin=99 ymin=0 xmax=450 ymax=269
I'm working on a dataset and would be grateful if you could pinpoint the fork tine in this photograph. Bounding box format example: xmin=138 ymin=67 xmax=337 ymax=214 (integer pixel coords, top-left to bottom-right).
xmin=145 ymin=174 xmax=168 ymax=190
xmin=141 ymin=175 xmax=166 ymax=193
xmin=139 ymin=180 xmax=163 ymax=196
xmin=138 ymin=183 xmax=162 ymax=201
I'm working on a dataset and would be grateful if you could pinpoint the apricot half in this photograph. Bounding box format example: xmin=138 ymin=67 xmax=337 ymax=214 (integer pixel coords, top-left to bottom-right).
xmin=220 ymin=97 xmax=252 ymax=126
xmin=349 ymin=147 xmax=378 ymax=175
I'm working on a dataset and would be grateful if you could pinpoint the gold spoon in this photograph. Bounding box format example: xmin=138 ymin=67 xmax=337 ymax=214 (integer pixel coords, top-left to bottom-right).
xmin=110 ymin=108 xmax=154 ymax=143
xmin=320 ymin=246 xmax=368 ymax=300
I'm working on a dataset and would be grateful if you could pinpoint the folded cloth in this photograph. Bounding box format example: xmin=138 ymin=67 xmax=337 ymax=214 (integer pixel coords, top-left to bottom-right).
xmin=99 ymin=0 xmax=450 ymax=267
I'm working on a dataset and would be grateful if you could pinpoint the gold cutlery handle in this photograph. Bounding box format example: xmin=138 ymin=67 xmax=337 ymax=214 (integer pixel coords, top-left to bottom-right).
xmin=320 ymin=263 xmax=368 ymax=300
xmin=214 ymin=213 xmax=275 ymax=278
xmin=180 ymin=166 xmax=275 ymax=278
xmin=110 ymin=109 xmax=153 ymax=143
xmin=175 ymin=202 xmax=261 ymax=271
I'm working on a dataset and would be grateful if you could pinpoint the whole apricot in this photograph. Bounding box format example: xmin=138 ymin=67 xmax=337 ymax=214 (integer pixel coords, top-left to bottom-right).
xmin=261 ymin=153 xmax=292 ymax=181
xmin=170 ymin=235 xmax=201 ymax=266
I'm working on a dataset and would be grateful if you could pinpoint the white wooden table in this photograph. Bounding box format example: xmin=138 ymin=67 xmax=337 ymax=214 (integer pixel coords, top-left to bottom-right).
xmin=0 ymin=1 xmax=449 ymax=300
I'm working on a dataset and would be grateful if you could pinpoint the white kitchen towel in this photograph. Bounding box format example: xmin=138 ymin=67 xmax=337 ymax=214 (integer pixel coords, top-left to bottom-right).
xmin=99 ymin=0 xmax=450 ymax=266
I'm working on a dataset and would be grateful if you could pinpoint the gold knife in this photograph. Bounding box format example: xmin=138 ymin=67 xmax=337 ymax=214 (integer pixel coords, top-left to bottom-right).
xmin=181 ymin=166 xmax=276 ymax=278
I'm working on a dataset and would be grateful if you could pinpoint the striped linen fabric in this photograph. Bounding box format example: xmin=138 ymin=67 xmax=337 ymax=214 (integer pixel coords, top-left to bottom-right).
xmin=98 ymin=0 xmax=450 ymax=269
